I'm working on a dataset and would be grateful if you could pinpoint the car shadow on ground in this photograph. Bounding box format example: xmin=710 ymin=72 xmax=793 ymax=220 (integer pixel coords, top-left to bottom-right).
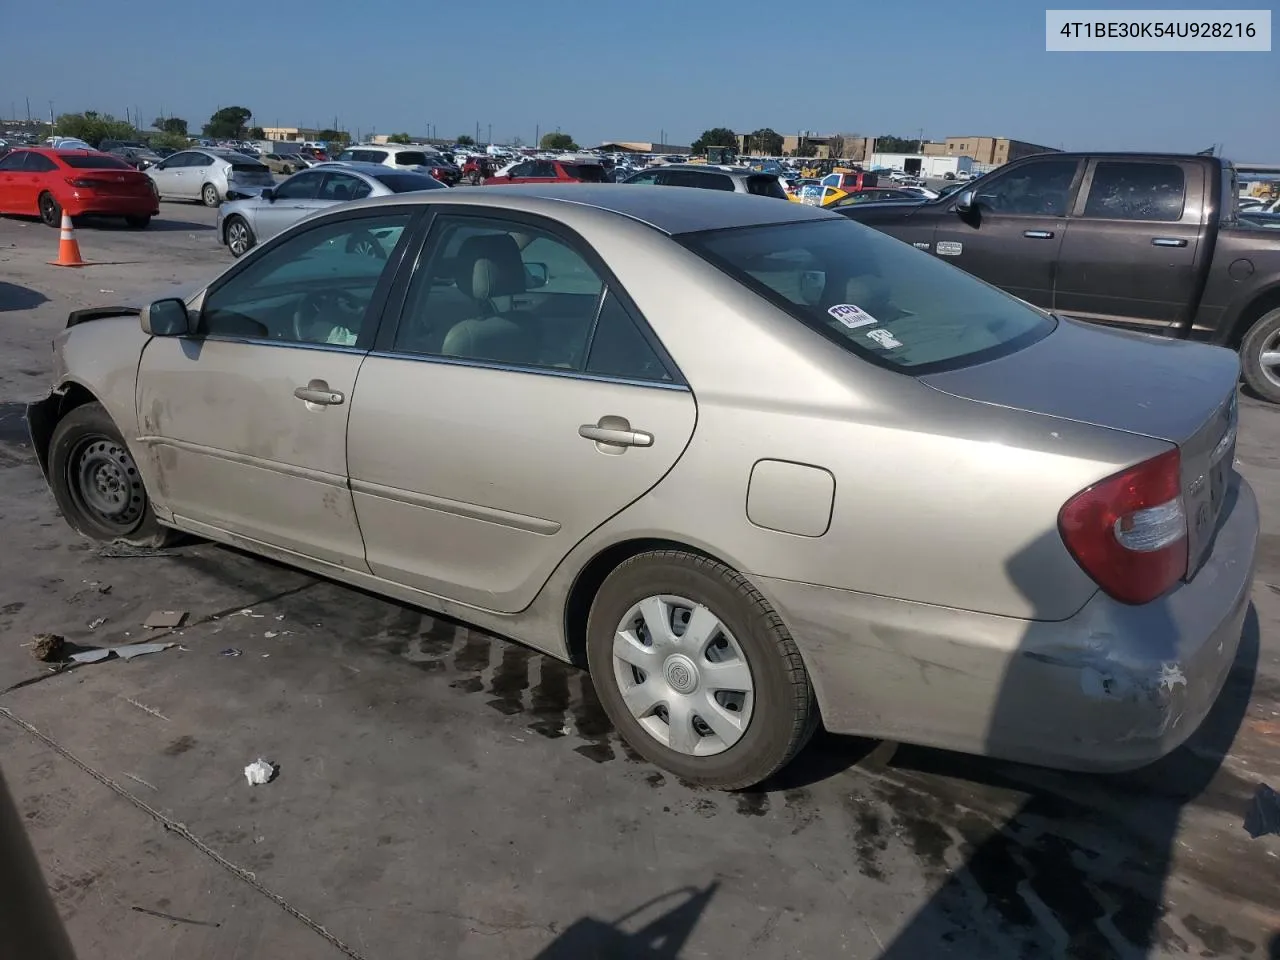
xmin=530 ymin=885 xmax=718 ymax=959
xmin=78 ymin=216 xmax=214 ymax=233
xmin=0 ymin=282 xmax=48 ymax=313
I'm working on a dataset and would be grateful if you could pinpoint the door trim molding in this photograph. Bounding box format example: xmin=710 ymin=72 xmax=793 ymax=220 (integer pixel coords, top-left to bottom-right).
xmin=136 ymin=436 xmax=348 ymax=487
xmin=350 ymin=478 xmax=561 ymax=535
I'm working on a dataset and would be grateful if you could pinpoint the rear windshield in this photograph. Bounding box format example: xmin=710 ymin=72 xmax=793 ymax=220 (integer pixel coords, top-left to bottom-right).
xmin=62 ymin=155 xmax=132 ymax=169
xmin=232 ymin=163 xmax=271 ymax=175
xmin=562 ymin=163 xmax=608 ymax=182
xmin=393 ymin=151 xmax=431 ymax=166
xmin=374 ymin=172 xmax=447 ymax=192
xmin=746 ymin=175 xmax=788 ymax=199
xmin=682 ymin=219 xmax=1053 ymax=374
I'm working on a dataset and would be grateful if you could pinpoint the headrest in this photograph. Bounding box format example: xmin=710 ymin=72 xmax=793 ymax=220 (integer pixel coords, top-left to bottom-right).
xmin=454 ymin=234 xmax=525 ymax=301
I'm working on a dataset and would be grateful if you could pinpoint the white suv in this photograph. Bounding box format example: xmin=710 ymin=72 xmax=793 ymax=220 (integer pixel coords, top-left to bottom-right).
xmin=336 ymin=143 xmax=442 ymax=171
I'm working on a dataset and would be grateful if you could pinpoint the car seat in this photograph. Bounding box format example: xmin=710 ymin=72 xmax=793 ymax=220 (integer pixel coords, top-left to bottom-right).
xmin=440 ymin=234 xmax=538 ymax=363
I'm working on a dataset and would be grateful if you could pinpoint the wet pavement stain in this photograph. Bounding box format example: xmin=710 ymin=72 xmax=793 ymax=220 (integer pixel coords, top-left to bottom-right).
xmin=644 ymin=772 xmax=666 ymax=788
xmin=162 ymin=736 xmax=197 ymax=757
xmin=487 ymin=645 xmax=532 ymax=716
xmin=735 ymin=792 xmax=769 ymax=817
xmin=570 ymin=671 xmax=615 ymax=763
xmin=783 ymin=789 xmax=819 ymax=835
xmin=450 ymin=630 xmax=493 ymax=694
xmin=528 ymin=658 xmax=572 ymax=738
xmin=1182 ymin=914 xmax=1257 ymax=957
xmin=1 ymin=601 xmax=24 ymax=615
xmin=847 ymin=800 xmax=888 ymax=881
xmin=0 ymin=402 xmax=30 ymax=446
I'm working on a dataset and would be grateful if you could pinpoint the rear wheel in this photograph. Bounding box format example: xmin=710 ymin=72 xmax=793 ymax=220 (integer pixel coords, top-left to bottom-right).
xmin=1240 ymin=308 xmax=1280 ymax=404
xmin=38 ymin=192 xmax=61 ymax=227
xmin=124 ymin=215 xmax=151 ymax=229
xmin=48 ymin=402 xmax=176 ymax=548
xmin=586 ymin=550 xmax=818 ymax=789
xmin=201 ymin=183 xmax=220 ymax=207
xmin=225 ymin=215 xmax=255 ymax=258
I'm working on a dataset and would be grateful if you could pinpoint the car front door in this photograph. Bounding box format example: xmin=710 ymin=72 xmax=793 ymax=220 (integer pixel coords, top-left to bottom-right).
xmin=254 ymin=169 xmax=327 ymax=241
xmin=1053 ymin=158 xmax=1205 ymax=331
xmin=347 ymin=212 xmax=696 ymax=612
xmin=150 ymin=151 xmax=193 ymax=198
xmin=135 ymin=210 xmax=417 ymax=567
xmin=0 ymin=151 xmax=33 ymax=211
xmin=930 ymin=157 xmax=1083 ymax=308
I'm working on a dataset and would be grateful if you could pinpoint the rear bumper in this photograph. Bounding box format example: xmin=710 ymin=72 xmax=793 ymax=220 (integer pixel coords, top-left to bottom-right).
xmin=755 ymin=475 xmax=1258 ymax=772
xmin=63 ymin=195 xmax=158 ymax=217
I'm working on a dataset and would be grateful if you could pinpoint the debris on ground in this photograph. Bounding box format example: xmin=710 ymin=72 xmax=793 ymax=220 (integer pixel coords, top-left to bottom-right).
xmin=220 ymin=648 xmax=242 ymax=658
xmin=88 ymin=617 xmax=107 ymax=630
xmin=31 ymin=633 xmax=65 ymax=662
xmin=144 ymin=610 xmax=187 ymax=629
xmin=98 ymin=544 xmax=181 ymax=559
xmin=124 ymin=697 xmax=170 ymax=721
xmin=244 ymin=759 xmax=277 ymax=786
xmin=81 ymin=580 xmax=112 ymax=595
xmin=70 ymin=642 xmax=177 ymax=664
xmin=1244 ymin=783 xmax=1280 ymax=839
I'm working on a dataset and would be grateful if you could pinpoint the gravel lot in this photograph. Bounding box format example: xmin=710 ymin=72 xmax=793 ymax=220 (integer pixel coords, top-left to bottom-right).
xmin=0 ymin=200 xmax=1278 ymax=960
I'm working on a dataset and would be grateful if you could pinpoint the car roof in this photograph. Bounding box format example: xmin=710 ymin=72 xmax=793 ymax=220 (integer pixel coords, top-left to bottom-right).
xmin=350 ymin=183 xmax=837 ymax=234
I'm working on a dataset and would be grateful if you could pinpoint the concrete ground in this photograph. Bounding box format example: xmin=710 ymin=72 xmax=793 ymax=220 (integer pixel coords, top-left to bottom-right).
xmin=0 ymin=202 xmax=1278 ymax=960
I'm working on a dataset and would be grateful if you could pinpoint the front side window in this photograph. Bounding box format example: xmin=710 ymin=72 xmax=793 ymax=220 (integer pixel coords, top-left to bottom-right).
xmin=274 ymin=171 xmax=325 ymax=200
xmin=625 ymin=171 xmax=660 ymax=185
xmin=1083 ymin=162 xmax=1186 ymax=222
xmin=0 ymin=152 xmax=26 ymax=170
xmin=530 ymin=161 xmax=557 ymax=178
xmin=24 ymin=154 xmax=57 ymax=172
xmin=392 ymin=216 xmax=606 ymax=370
xmin=683 ymin=218 xmax=1053 ymax=373
xmin=562 ymin=163 xmax=608 ymax=182
xmin=971 ymin=158 xmax=1080 ymax=216
xmin=374 ymin=172 xmax=446 ymax=193
xmin=189 ymin=153 xmax=213 ymax=168
xmin=200 ymin=213 xmax=411 ymax=346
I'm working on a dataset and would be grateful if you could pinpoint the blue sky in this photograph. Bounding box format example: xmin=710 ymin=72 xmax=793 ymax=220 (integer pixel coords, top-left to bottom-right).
xmin=3 ymin=0 xmax=1276 ymax=158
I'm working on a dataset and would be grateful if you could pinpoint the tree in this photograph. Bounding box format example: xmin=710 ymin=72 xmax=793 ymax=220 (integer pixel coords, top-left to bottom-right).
xmin=540 ymin=131 xmax=577 ymax=151
xmin=54 ymin=111 xmax=137 ymax=147
xmin=317 ymin=129 xmax=349 ymax=144
xmin=456 ymin=134 xmax=475 ymax=146
xmin=248 ymin=126 xmax=265 ymax=140
xmin=153 ymin=117 xmax=188 ymax=137
xmin=203 ymin=106 xmax=253 ymax=139
xmin=827 ymin=135 xmax=846 ymax=161
xmin=875 ymin=134 xmax=917 ymax=153
xmin=745 ymin=127 xmax=783 ymax=156
xmin=691 ymin=127 xmax=738 ymax=154
xmin=387 ymin=132 xmax=412 ymax=144
xmin=150 ymin=131 xmax=191 ymax=150
xmin=794 ymin=142 xmax=819 ymax=159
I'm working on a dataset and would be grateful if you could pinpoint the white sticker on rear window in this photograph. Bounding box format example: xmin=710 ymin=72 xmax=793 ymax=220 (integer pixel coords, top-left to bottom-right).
xmin=827 ymin=303 xmax=877 ymax=329
xmin=865 ymin=328 xmax=902 ymax=349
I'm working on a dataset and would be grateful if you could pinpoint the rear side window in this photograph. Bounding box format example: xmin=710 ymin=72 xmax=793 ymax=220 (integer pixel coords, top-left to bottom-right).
xmin=61 ymin=155 xmax=133 ymax=169
xmin=24 ymin=153 xmax=58 ymax=172
xmin=683 ymin=219 xmax=1053 ymax=374
xmin=746 ymin=175 xmax=788 ymax=199
xmin=375 ymin=172 xmax=447 ymax=193
xmin=662 ymin=170 xmax=734 ymax=191
xmin=562 ymin=163 xmax=608 ymax=182
xmin=1083 ymin=161 xmax=1186 ymax=222
xmin=393 ymin=151 xmax=429 ymax=166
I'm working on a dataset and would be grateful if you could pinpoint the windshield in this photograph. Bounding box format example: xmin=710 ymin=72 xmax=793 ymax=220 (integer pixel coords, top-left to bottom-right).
xmin=393 ymin=151 xmax=432 ymax=166
xmin=682 ymin=219 xmax=1054 ymax=373
xmin=374 ymin=172 xmax=447 ymax=192
xmin=62 ymin=155 xmax=133 ymax=169
xmin=562 ymin=163 xmax=608 ymax=182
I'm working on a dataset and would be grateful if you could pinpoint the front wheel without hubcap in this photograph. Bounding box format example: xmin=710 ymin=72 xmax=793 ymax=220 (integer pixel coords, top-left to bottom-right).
xmin=586 ymin=550 xmax=817 ymax=789
xmin=39 ymin=192 xmax=61 ymax=227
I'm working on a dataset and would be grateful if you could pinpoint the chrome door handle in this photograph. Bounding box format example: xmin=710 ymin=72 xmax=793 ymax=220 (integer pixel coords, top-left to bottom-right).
xmin=579 ymin=423 xmax=653 ymax=447
xmin=1023 ymin=230 xmax=1054 ymax=239
xmin=294 ymin=385 xmax=344 ymax=405
xmin=1152 ymin=237 xmax=1188 ymax=247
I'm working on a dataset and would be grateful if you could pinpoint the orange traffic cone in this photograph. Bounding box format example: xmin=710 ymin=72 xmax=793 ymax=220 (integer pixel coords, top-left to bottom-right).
xmin=49 ymin=212 xmax=85 ymax=267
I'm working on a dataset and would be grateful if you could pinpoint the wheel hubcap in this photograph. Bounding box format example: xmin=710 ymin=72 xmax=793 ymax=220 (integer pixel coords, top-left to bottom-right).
xmin=1259 ymin=333 xmax=1280 ymax=389
xmin=71 ymin=437 xmax=144 ymax=529
xmin=611 ymin=595 xmax=755 ymax=757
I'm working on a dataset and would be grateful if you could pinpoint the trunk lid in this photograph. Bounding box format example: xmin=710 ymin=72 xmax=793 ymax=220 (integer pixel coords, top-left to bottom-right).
xmin=922 ymin=317 xmax=1239 ymax=578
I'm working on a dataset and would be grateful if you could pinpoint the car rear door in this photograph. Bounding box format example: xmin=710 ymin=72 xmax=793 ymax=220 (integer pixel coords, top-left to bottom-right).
xmin=1053 ymin=158 xmax=1206 ymax=332
xmin=135 ymin=210 xmax=418 ymax=567
xmin=346 ymin=210 xmax=696 ymax=613
xmin=929 ymin=156 xmax=1083 ymax=309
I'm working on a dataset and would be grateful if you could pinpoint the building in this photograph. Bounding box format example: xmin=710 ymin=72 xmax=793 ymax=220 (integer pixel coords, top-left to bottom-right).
xmin=594 ymin=141 xmax=691 ymax=154
xmin=938 ymin=136 xmax=1058 ymax=165
xmin=261 ymin=126 xmax=322 ymax=142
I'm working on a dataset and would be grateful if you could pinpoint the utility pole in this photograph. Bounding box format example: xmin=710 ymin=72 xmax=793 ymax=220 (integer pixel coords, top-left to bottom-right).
xmin=535 ymin=124 xmax=539 ymax=148
xmin=26 ymin=97 xmax=31 ymax=125
xmin=488 ymin=123 xmax=492 ymax=145
xmin=476 ymin=121 xmax=481 ymax=144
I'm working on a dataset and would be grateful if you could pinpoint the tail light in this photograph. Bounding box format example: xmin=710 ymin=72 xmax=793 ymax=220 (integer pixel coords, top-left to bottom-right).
xmin=66 ymin=177 xmax=101 ymax=188
xmin=1058 ymin=448 xmax=1187 ymax=605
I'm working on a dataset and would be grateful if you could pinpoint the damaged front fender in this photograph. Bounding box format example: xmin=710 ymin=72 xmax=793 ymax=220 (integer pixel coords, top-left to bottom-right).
xmin=25 ymin=392 xmax=61 ymax=482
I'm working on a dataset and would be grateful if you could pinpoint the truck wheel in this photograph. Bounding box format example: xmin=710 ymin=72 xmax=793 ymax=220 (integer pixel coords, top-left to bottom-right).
xmin=48 ymin=402 xmax=177 ymax=547
xmin=585 ymin=550 xmax=818 ymax=789
xmin=1240 ymin=307 xmax=1280 ymax=404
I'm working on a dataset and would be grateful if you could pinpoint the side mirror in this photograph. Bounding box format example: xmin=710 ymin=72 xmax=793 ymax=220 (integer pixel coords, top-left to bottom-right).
xmin=260 ymin=187 xmax=275 ymax=202
xmin=954 ymin=189 xmax=975 ymax=214
xmin=140 ymin=298 xmax=190 ymax=337
xmin=523 ymin=262 xmax=549 ymax=289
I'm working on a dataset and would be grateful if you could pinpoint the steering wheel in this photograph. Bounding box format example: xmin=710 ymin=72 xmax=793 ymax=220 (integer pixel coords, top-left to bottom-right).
xmin=292 ymin=289 xmax=363 ymax=344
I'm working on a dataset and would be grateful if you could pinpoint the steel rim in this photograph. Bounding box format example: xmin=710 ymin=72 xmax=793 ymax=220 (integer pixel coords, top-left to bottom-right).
xmin=611 ymin=595 xmax=755 ymax=757
xmin=1258 ymin=331 xmax=1280 ymax=389
xmin=68 ymin=436 xmax=145 ymax=531
xmin=228 ymin=220 xmax=250 ymax=256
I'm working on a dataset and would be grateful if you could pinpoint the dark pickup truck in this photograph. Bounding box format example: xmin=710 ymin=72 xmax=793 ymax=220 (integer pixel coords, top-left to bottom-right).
xmin=838 ymin=152 xmax=1280 ymax=401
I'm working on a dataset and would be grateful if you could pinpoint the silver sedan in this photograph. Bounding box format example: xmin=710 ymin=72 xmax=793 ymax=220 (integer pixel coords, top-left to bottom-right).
xmin=27 ymin=185 xmax=1257 ymax=789
xmin=216 ymin=162 xmax=446 ymax=257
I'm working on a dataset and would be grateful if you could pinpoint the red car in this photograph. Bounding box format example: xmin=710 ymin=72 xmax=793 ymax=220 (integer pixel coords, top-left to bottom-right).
xmin=483 ymin=158 xmax=609 ymax=185
xmin=0 ymin=148 xmax=159 ymax=228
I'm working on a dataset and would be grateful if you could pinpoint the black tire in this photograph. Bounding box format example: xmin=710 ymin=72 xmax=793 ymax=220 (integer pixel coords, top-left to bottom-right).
xmin=125 ymin=215 xmax=151 ymax=229
xmin=585 ymin=550 xmax=818 ymax=789
xmin=38 ymin=192 xmax=61 ymax=227
xmin=48 ymin=402 xmax=176 ymax=548
xmin=201 ymin=183 xmax=220 ymax=207
xmin=1240 ymin=307 xmax=1280 ymax=404
xmin=225 ymin=215 xmax=255 ymax=258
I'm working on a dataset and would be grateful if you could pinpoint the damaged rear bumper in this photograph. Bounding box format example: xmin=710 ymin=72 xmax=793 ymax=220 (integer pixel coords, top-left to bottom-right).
xmin=754 ymin=476 xmax=1258 ymax=772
